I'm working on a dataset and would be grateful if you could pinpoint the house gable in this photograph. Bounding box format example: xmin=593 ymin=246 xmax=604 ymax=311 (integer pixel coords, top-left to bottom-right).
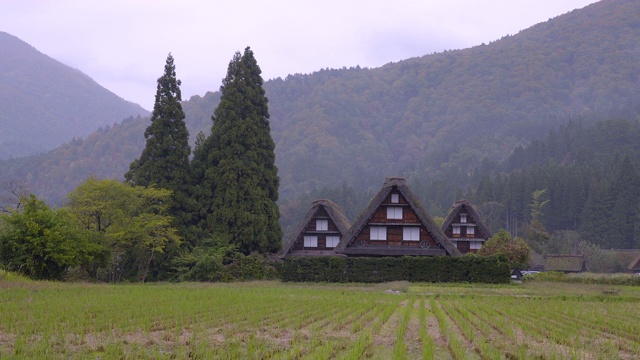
xmin=335 ymin=177 xmax=461 ymax=257
xmin=280 ymin=199 xmax=351 ymax=257
xmin=441 ymin=199 xmax=492 ymax=254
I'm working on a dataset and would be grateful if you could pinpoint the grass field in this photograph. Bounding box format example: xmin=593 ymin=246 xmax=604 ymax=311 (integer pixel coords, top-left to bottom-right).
xmin=1 ymin=275 xmax=640 ymax=359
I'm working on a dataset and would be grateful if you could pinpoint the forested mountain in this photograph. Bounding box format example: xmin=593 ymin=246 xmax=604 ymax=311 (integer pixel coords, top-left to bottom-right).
xmin=0 ymin=32 xmax=148 ymax=159
xmin=467 ymin=118 xmax=640 ymax=249
xmin=268 ymin=0 xmax=639 ymax=198
xmin=1 ymin=0 xmax=639 ymax=239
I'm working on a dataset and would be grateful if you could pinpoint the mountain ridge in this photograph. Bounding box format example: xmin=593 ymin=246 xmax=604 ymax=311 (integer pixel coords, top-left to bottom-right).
xmin=0 ymin=31 xmax=149 ymax=159
xmin=1 ymin=0 xmax=639 ymax=215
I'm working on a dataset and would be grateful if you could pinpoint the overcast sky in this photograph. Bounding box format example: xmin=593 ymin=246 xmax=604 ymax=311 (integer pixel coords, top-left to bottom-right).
xmin=2 ymin=0 xmax=599 ymax=110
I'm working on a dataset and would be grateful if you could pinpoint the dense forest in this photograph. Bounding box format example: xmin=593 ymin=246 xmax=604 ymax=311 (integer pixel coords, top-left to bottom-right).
xmin=1 ymin=0 xmax=640 ymax=252
xmin=466 ymin=118 xmax=640 ymax=249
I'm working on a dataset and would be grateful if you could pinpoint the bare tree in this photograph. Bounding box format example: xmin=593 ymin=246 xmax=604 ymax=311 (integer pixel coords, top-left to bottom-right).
xmin=477 ymin=201 xmax=504 ymax=234
xmin=0 ymin=180 xmax=30 ymax=213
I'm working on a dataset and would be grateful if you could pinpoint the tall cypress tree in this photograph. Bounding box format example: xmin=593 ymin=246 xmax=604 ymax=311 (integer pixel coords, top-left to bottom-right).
xmin=192 ymin=47 xmax=281 ymax=254
xmin=126 ymin=53 xmax=191 ymax=238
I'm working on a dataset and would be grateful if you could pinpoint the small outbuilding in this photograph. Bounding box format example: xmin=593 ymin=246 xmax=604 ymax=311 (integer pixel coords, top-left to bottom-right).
xmin=510 ymin=268 xmax=524 ymax=281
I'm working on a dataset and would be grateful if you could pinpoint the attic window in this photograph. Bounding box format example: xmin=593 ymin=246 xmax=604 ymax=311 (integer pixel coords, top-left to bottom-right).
xmin=467 ymin=226 xmax=475 ymax=235
xmin=316 ymin=219 xmax=328 ymax=231
xmin=304 ymin=236 xmax=318 ymax=247
xmin=326 ymin=236 xmax=340 ymax=248
xmin=460 ymin=213 xmax=468 ymax=223
xmin=387 ymin=207 xmax=403 ymax=220
xmin=370 ymin=226 xmax=387 ymax=240
xmin=453 ymin=226 xmax=461 ymax=235
xmin=391 ymin=193 xmax=399 ymax=203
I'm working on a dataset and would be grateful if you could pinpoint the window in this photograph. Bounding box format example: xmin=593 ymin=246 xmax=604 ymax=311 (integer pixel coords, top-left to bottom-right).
xmin=460 ymin=213 xmax=467 ymax=223
xmin=370 ymin=226 xmax=387 ymax=240
xmin=470 ymin=241 xmax=482 ymax=250
xmin=467 ymin=226 xmax=475 ymax=235
xmin=387 ymin=207 xmax=403 ymax=220
xmin=326 ymin=236 xmax=340 ymax=248
xmin=304 ymin=236 xmax=318 ymax=247
xmin=391 ymin=193 xmax=399 ymax=203
xmin=403 ymin=227 xmax=420 ymax=241
xmin=452 ymin=226 xmax=461 ymax=235
xmin=316 ymin=219 xmax=328 ymax=231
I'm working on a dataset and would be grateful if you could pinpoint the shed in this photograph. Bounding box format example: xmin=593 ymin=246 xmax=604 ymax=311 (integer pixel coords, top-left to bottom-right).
xmin=511 ymin=268 xmax=524 ymax=281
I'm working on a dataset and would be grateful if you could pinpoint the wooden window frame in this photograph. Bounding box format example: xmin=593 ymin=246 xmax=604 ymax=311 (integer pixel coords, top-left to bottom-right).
xmin=370 ymin=226 xmax=387 ymax=241
xmin=304 ymin=235 xmax=318 ymax=247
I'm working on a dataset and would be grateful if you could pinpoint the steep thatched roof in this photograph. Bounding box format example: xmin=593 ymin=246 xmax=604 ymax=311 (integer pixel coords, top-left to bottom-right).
xmin=280 ymin=199 xmax=351 ymax=258
xmin=441 ymin=199 xmax=492 ymax=240
xmin=335 ymin=177 xmax=461 ymax=257
xmin=544 ymin=254 xmax=587 ymax=273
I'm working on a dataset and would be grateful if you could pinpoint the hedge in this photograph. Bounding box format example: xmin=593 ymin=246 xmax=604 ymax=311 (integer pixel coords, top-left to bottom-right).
xmin=278 ymin=254 xmax=510 ymax=283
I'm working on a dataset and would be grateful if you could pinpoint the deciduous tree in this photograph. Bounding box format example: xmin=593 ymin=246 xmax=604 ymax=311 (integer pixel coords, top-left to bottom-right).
xmin=478 ymin=229 xmax=531 ymax=269
xmin=0 ymin=195 xmax=85 ymax=280
xmin=67 ymin=178 xmax=180 ymax=281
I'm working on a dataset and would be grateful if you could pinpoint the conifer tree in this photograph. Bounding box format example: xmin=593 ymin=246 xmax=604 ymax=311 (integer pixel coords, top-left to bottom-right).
xmin=579 ymin=179 xmax=612 ymax=247
xmin=125 ymin=53 xmax=191 ymax=239
xmin=192 ymin=47 xmax=281 ymax=254
xmin=607 ymin=156 xmax=640 ymax=248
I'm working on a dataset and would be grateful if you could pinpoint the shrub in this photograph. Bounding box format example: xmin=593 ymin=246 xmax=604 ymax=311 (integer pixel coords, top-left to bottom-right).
xmin=172 ymin=248 xmax=278 ymax=282
xmin=278 ymin=255 xmax=510 ymax=283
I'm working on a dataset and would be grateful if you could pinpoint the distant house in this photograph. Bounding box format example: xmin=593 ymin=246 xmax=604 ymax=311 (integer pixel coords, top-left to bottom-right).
xmin=334 ymin=177 xmax=461 ymax=257
xmin=544 ymin=254 xmax=587 ymax=273
xmin=628 ymin=255 xmax=640 ymax=273
xmin=441 ymin=199 xmax=492 ymax=254
xmin=280 ymin=199 xmax=351 ymax=257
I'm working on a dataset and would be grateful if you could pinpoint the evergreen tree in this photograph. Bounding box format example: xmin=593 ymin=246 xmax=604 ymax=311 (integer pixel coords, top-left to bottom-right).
xmin=192 ymin=47 xmax=281 ymax=254
xmin=125 ymin=53 xmax=192 ymax=242
xmin=579 ymin=179 xmax=612 ymax=247
xmin=607 ymin=156 xmax=640 ymax=248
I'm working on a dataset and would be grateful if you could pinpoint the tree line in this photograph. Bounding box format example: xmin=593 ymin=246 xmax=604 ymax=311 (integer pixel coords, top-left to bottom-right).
xmin=0 ymin=48 xmax=281 ymax=281
xmin=466 ymin=119 xmax=640 ymax=250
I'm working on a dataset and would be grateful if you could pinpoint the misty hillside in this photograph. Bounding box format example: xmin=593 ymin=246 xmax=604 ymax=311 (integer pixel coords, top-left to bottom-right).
xmin=1 ymin=0 xmax=640 ymax=212
xmin=0 ymin=32 xmax=149 ymax=159
xmin=268 ymin=0 xmax=639 ymax=196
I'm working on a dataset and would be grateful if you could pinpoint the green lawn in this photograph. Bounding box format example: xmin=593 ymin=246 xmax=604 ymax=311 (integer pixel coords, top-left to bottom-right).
xmin=1 ymin=276 xmax=639 ymax=359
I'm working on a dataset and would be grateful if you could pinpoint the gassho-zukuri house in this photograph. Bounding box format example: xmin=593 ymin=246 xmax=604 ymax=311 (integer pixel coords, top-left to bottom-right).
xmin=281 ymin=177 xmax=462 ymax=258
xmin=280 ymin=199 xmax=351 ymax=257
xmin=441 ymin=199 xmax=492 ymax=255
